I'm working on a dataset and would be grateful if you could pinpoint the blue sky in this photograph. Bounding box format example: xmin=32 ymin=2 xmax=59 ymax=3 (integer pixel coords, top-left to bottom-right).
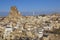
xmin=0 ymin=0 xmax=60 ymax=16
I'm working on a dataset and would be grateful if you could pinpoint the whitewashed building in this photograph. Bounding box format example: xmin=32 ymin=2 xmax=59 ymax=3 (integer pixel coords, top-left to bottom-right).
xmin=34 ymin=27 xmax=44 ymax=38
xmin=4 ymin=23 xmax=12 ymax=39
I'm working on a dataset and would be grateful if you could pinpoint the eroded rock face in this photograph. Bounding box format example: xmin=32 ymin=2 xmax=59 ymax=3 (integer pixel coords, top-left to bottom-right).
xmin=0 ymin=6 xmax=60 ymax=40
xmin=9 ymin=6 xmax=21 ymax=17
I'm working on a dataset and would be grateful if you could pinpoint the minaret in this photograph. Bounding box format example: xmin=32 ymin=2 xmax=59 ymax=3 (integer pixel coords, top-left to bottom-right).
xmin=33 ymin=11 xmax=35 ymax=16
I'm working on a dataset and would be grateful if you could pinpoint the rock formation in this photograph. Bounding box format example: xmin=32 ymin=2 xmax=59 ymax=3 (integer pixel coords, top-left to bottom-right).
xmin=0 ymin=6 xmax=60 ymax=40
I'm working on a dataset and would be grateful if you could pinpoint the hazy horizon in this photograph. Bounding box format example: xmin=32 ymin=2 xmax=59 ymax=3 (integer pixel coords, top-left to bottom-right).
xmin=0 ymin=11 xmax=60 ymax=16
xmin=0 ymin=0 xmax=60 ymax=16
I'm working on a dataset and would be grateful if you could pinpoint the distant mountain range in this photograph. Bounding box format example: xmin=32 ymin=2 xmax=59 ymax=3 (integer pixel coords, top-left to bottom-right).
xmin=0 ymin=11 xmax=60 ymax=16
xmin=0 ymin=12 xmax=9 ymax=16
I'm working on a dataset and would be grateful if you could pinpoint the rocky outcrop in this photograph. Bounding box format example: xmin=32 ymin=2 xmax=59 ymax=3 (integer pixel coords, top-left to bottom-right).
xmin=0 ymin=6 xmax=60 ymax=40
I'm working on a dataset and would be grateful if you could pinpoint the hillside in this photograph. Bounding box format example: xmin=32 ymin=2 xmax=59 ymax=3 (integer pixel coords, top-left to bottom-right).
xmin=0 ymin=6 xmax=60 ymax=40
